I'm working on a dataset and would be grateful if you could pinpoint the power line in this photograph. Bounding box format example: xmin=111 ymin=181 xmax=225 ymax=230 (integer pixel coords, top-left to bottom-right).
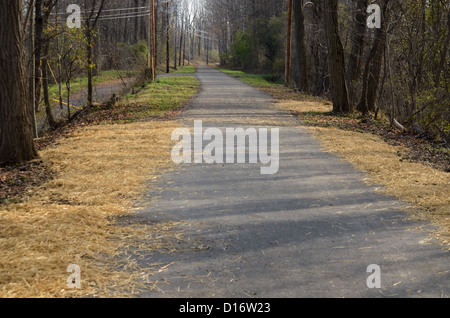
xmin=97 ymin=12 xmax=151 ymax=21
xmin=51 ymin=6 xmax=149 ymax=15
xmin=50 ymin=11 xmax=151 ymax=23
xmin=96 ymin=10 xmax=150 ymax=20
xmin=98 ymin=6 xmax=149 ymax=13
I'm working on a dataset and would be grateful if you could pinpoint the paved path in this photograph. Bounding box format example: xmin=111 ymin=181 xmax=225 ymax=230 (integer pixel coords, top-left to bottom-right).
xmin=135 ymin=65 xmax=449 ymax=298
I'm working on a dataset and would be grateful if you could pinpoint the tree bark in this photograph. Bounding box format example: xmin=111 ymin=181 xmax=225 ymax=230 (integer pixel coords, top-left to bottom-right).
xmin=86 ymin=29 xmax=94 ymax=107
xmin=434 ymin=10 xmax=449 ymax=88
xmin=179 ymin=14 xmax=184 ymax=67
xmin=293 ymin=0 xmax=310 ymax=94
xmin=323 ymin=0 xmax=351 ymax=113
xmin=34 ymin=0 xmax=44 ymax=113
xmin=0 ymin=0 xmax=38 ymax=163
xmin=85 ymin=0 xmax=105 ymax=107
xmin=174 ymin=7 xmax=178 ymax=70
xmin=285 ymin=0 xmax=294 ymax=86
xmin=357 ymin=0 xmax=390 ymax=115
xmin=166 ymin=0 xmax=170 ymax=73
xmin=42 ymin=41 xmax=57 ymax=129
xmin=347 ymin=0 xmax=368 ymax=108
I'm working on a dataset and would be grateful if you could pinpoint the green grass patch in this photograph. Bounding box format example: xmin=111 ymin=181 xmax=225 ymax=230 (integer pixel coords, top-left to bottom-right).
xmin=86 ymin=76 xmax=200 ymax=124
xmin=170 ymin=65 xmax=197 ymax=74
xmin=218 ymin=68 xmax=283 ymax=87
xmin=218 ymin=67 xmax=325 ymax=102
xmin=46 ymin=70 xmax=138 ymax=100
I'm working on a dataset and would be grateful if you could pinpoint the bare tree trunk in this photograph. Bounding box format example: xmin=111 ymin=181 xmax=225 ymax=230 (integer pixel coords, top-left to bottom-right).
xmin=0 ymin=0 xmax=38 ymax=163
xmin=358 ymin=0 xmax=390 ymax=115
xmin=86 ymin=29 xmax=94 ymax=107
xmin=347 ymin=0 xmax=368 ymax=108
xmin=174 ymin=6 xmax=178 ymax=70
xmin=285 ymin=0 xmax=294 ymax=86
xmin=179 ymin=14 xmax=184 ymax=67
xmin=434 ymin=10 xmax=449 ymax=88
xmin=293 ymin=0 xmax=310 ymax=94
xmin=166 ymin=0 xmax=170 ymax=73
xmin=182 ymin=14 xmax=187 ymax=66
xmin=308 ymin=0 xmax=327 ymax=96
xmin=323 ymin=0 xmax=350 ymax=113
xmin=85 ymin=0 xmax=105 ymax=107
xmin=152 ymin=0 xmax=156 ymax=79
xmin=42 ymin=41 xmax=56 ymax=129
xmin=134 ymin=0 xmax=140 ymax=43
xmin=34 ymin=0 xmax=44 ymax=113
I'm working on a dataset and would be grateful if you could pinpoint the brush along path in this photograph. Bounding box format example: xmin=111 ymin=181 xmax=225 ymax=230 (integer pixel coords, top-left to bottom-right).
xmin=0 ymin=121 xmax=182 ymax=297
xmin=134 ymin=65 xmax=449 ymax=298
xmin=37 ymin=74 xmax=138 ymax=133
xmin=0 ymin=71 xmax=202 ymax=297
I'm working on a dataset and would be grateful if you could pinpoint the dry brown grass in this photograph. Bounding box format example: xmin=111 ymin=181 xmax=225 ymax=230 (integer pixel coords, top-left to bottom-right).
xmin=273 ymin=99 xmax=333 ymax=114
xmin=274 ymin=99 xmax=450 ymax=248
xmin=309 ymin=127 xmax=450 ymax=247
xmin=0 ymin=120 xmax=181 ymax=297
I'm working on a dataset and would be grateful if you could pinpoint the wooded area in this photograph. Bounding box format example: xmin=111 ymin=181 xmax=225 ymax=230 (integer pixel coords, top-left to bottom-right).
xmin=1 ymin=0 xmax=215 ymax=164
xmin=0 ymin=0 xmax=449 ymax=163
xmin=207 ymin=0 xmax=449 ymax=140
xmin=0 ymin=0 xmax=449 ymax=299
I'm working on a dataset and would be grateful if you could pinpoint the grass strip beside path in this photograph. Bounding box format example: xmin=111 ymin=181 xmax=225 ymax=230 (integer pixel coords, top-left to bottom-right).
xmin=84 ymin=76 xmax=200 ymax=124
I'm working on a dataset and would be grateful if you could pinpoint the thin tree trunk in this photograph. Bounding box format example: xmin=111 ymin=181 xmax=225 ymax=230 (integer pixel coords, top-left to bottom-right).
xmin=42 ymin=42 xmax=56 ymax=128
xmin=86 ymin=29 xmax=93 ymax=107
xmin=85 ymin=0 xmax=105 ymax=108
xmin=434 ymin=10 xmax=450 ymax=88
xmin=166 ymin=0 xmax=170 ymax=73
xmin=34 ymin=0 xmax=44 ymax=113
xmin=134 ymin=0 xmax=140 ymax=43
xmin=179 ymin=14 xmax=184 ymax=67
xmin=347 ymin=0 xmax=368 ymax=108
xmin=285 ymin=0 xmax=293 ymax=86
xmin=182 ymin=15 xmax=187 ymax=66
xmin=66 ymin=82 xmax=71 ymax=122
xmin=357 ymin=0 xmax=390 ymax=115
xmin=174 ymin=8 xmax=178 ymax=70
xmin=152 ymin=0 xmax=156 ymax=79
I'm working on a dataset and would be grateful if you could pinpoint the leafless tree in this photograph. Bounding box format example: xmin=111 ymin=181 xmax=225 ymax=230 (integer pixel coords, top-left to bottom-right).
xmin=0 ymin=0 xmax=38 ymax=163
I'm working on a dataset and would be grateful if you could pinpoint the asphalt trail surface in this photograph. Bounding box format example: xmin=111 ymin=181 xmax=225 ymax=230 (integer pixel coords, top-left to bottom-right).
xmin=134 ymin=65 xmax=449 ymax=298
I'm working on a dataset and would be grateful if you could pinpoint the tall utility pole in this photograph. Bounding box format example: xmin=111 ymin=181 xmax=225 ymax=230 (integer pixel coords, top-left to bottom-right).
xmin=174 ymin=5 xmax=178 ymax=70
xmin=179 ymin=12 xmax=184 ymax=67
xmin=147 ymin=0 xmax=153 ymax=71
xmin=151 ymin=0 xmax=156 ymax=81
xmin=187 ymin=24 xmax=191 ymax=64
xmin=148 ymin=0 xmax=156 ymax=81
xmin=166 ymin=0 xmax=170 ymax=73
xmin=285 ymin=0 xmax=293 ymax=87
